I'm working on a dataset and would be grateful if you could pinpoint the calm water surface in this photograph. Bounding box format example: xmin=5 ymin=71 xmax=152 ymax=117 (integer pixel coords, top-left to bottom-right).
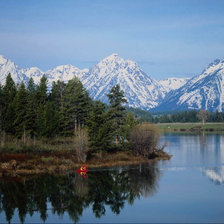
xmin=1 ymin=134 xmax=224 ymax=223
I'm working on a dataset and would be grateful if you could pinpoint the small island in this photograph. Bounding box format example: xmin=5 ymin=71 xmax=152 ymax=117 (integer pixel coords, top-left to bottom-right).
xmin=0 ymin=74 xmax=170 ymax=178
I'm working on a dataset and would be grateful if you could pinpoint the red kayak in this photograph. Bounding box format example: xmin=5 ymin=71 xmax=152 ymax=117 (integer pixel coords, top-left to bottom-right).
xmin=77 ymin=165 xmax=88 ymax=178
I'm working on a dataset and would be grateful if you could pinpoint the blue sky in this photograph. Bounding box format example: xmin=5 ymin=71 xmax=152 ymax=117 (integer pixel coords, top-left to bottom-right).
xmin=0 ymin=0 xmax=224 ymax=80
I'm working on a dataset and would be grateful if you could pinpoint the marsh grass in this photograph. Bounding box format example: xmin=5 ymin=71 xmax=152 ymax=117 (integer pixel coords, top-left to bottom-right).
xmin=0 ymin=135 xmax=76 ymax=153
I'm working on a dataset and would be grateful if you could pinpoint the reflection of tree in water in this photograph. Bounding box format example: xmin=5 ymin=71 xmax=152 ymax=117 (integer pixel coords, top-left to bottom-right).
xmin=0 ymin=164 xmax=161 ymax=223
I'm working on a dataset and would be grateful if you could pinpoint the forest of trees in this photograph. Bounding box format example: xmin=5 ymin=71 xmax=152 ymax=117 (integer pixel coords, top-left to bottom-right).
xmin=0 ymin=73 xmax=139 ymax=154
xmin=152 ymin=110 xmax=224 ymax=123
xmin=129 ymin=108 xmax=224 ymax=123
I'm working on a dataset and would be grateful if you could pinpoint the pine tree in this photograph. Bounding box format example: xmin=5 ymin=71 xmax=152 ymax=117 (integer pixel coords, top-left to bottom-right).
xmin=107 ymin=85 xmax=127 ymax=145
xmin=13 ymin=82 xmax=29 ymax=140
xmin=49 ymin=80 xmax=66 ymax=136
xmin=60 ymin=77 xmax=91 ymax=136
xmin=26 ymin=78 xmax=37 ymax=137
xmin=51 ymin=80 xmax=66 ymax=108
xmin=35 ymin=75 xmax=48 ymax=136
xmin=43 ymin=101 xmax=59 ymax=137
xmin=87 ymin=101 xmax=113 ymax=152
xmin=2 ymin=73 xmax=17 ymax=134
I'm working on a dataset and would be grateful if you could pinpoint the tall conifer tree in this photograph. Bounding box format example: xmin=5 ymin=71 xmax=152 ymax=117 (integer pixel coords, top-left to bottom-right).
xmin=107 ymin=85 xmax=127 ymax=145
xmin=2 ymin=73 xmax=17 ymax=134
xmin=26 ymin=78 xmax=37 ymax=137
xmin=87 ymin=101 xmax=113 ymax=152
xmin=14 ymin=82 xmax=29 ymax=139
xmin=35 ymin=75 xmax=48 ymax=136
xmin=60 ymin=77 xmax=91 ymax=136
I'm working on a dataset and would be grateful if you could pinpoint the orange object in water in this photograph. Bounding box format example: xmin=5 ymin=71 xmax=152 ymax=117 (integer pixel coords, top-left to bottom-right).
xmin=77 ymin=165 xmax=88 ymax=178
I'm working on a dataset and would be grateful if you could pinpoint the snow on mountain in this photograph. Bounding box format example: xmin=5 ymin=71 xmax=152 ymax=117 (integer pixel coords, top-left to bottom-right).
xmin=82 ymin=53 xmax=166 ymax=109
xmin=21 ymin=67 xmax=44 ymax=83
xmin=0 ymin=55 xmax=29 ymax=85
xmin=158 ymin=77 xmax=189 ymax=92
xmin=155 ymin=58 xmax=224 ymax=112
xmin=45 ymin=65 xmax=89 ymax=83
xmin=0 ymin=53 xmax=166 ymax=110
xmin=1 ymin=54 xmax=224 ymax=112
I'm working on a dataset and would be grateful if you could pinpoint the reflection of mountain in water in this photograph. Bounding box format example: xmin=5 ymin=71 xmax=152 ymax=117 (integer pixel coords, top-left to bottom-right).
xmin=0 ymin=164 xmax=161 ymax=223
xmin=203 ymin=166 xmax=224 ymax=185
xmin=161 ymin=134 xmax=224 ymax=167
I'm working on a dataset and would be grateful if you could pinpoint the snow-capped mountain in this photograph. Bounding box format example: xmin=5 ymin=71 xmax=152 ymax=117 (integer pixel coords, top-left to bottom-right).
xmin=0 ymin=53 xmax=166 ymax=110
xmin=21 ymin=65 xmax=89 ymax=85
xmin=45 ymin=65 xmax=89 ymax=84
xmin=155 ymin=58 xmax=224 ymax=112
xmin=1 ymin=54 xmax=224 ymax=111
xmin=82 ymin=54 xmax=166 ymax=109
xmin=159 ymin=77 xmax=189 ymax=92
xmin=0 ymin=55 xmax=29 ymax=84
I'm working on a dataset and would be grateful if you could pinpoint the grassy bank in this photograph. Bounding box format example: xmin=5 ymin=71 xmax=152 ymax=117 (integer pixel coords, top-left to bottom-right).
xmin=156 ymin=122 xmax=224 ymax=133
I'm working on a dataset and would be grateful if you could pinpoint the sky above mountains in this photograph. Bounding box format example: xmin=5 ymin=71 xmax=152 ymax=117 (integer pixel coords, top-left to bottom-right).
xmin=0 ymin=0 xmax=224 ymax=80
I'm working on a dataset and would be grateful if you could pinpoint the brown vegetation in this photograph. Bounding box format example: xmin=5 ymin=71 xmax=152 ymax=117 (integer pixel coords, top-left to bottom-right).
xmin=0 ymin=149 xmax=170 ymax=178
xmin=129 ymin=123 xmax=161 ymax=158
xmin=74 ymin=129 xmax=89 ymax=162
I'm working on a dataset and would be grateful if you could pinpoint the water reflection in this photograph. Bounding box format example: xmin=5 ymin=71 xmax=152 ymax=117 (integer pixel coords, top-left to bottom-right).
xmin=0 ymin=164 xmax=161 ymax=223
xmin=202 ymin=166 xmax=224 ymax=185
xmin=161 ymin=134 xmax=224 ymax=186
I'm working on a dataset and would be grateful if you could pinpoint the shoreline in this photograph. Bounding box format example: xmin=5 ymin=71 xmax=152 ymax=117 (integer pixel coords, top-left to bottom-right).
xmin=0 ymin=151 xmax=171 ymax=178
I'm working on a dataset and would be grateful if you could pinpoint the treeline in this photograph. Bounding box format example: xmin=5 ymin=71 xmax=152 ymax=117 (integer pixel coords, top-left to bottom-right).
xmin=0 ymin=73 xmax=141 ymax=154
xmin=152 ymin=110 xmax=224 ymax=123
xmin=129 ymin=108 xmax=224 ymax=123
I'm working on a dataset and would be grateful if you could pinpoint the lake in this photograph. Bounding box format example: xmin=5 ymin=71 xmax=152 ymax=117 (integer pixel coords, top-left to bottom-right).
xmin=1 ymin=133 xmax=224 ymax=223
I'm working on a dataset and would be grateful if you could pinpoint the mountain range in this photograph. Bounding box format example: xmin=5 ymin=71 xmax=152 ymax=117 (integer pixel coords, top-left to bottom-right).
xmin=0 ymin=54 xmax=224 ymax=112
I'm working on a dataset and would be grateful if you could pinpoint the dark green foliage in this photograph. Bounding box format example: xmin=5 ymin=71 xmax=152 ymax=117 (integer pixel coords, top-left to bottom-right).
xmin=35 ymin=75 xmax=48 ymax=105
xmin=107 ymin=85 xmax=128 ymax=144
xmin=154 ymin=110 xmax=200 ymax=123
xmin=13 ymin=82 xmax=29 ymax=138
xmin=43 ymin=101 xmax=59 ymax=137
xmin=151 ymin=110 xmax=224 ymax=123
xmin=59 ymin=77 xmax=91 ymax=136
xmin=26 ymin=78 xmax=37 ymax=137
xmin=87 ymin=101 xmax=113 ymax=152
xmin=126 ymin=107 xmax=153 ymax=122
xmin=35 ymin=75 xmax=48 ymax=136
xmin=2 ymin=73 xmax=17 ymax=134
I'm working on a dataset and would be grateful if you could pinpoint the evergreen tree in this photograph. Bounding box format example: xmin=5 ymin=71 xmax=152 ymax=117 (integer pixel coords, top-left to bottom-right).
xmin=26 ymin=78 xmax=37 ymax=137
xmin=13 ymin=82 xmax=29 ymax=140
xmin=87 ymin=101 xmax=113 ymax=152
xmin=60 ymin=77 xmax=91 ymax=136
xmin=2 ymin=73 xmax=17 ymax=134
xmin=107 ymin=85 xmax=127 ymax=145
xmin=27 ymin=77 xmax=36 ymax=96
xmin=35 ymin=75 xmax=48 ymax=136
xmin=43 ymin=101 xmax=59 ymax=137
xmin=51 ymin=80 xmax=66 ymax=108
xmin=48 ymin=80 xmax=66 ymax=136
